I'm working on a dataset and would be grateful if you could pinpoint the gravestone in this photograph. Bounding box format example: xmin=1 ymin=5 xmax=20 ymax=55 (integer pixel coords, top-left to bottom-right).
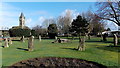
xmin=8 ymin=38 xmax=12 ymax=45
xmin=4 ymin=38 xmax=9 ymax=48
xmin=39 ymin=35 xmax=41 ymax=42
xmin=113 ymin=34 xmax=118 ymax=46
xmin=28 ymin=36 xmax=34 ymax=51
xmin=21 ymin=36 xmax=25 ymax=42
xmin=78 ymin=37 xmax=85 ymax=51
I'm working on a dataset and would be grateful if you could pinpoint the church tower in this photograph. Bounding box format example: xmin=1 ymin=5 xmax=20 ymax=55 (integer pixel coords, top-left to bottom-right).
xmin=19 ymin=12 xmax=25 ymax=29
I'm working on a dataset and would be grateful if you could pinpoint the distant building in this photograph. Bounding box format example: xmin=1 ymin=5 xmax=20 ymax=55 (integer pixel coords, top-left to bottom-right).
xmin=0 ymin=29 xmax=9 ymax=37
xmin=0 ymin=12 xmax=29 ymax=37
xmin=11 ymin=12 xmax=29 ymax=29
xmin=19 ymin=12 xmax=25 ymax=29
xmin=102 ymin=30 xmax=120 ymax=37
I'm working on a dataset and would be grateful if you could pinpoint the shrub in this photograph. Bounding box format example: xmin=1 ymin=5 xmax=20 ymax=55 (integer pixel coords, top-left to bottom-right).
xmin=9 ymin=26 xmax=31 ymax=37
xmin=48 ymin=24 xmax=58 ymax=39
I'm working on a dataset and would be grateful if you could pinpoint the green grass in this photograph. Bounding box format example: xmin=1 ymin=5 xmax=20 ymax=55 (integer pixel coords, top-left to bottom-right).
xmin=1 ymin=37 xmax=120 ymax=67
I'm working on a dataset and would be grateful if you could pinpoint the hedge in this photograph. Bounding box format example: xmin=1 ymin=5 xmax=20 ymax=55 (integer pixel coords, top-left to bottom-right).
xmin=9 ymin=27 xmax=31 ymax=37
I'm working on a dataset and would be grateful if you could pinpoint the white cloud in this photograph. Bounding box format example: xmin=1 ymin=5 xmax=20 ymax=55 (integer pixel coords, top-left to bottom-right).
xmin=26 ymin=18 xmax=32 ymax=25
xmin=61 ymin=9 xmax=79 ymax=20
xmin=39 ymin=16 xmax=45 ymax=22
xmin=106 ymin=21 xmax=118 ymax=31
xmin=32 ymin=16 xmax=46 ymax=27
xmin=0 ymin=3 xmax=21 ymax=29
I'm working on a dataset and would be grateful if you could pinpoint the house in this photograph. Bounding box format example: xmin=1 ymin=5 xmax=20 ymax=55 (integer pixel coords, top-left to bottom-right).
xmin=102 ymin=30 xmax=120 ymax=37
xmin=0 ymin=30 xmax=9 ymax=37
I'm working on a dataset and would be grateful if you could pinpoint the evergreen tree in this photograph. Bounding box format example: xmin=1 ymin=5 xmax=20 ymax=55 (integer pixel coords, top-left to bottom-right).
xmin=70 ymin=15 xmax=89 ymax=51
xmin=48 ymin=24 xmax=58 ymax=39
xmin=70 ymin=15 xmax=89 ymax=37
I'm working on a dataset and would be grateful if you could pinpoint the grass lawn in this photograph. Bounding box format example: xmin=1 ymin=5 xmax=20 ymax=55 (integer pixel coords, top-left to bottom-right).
xmin=1 ymin=37 xmax=120 ymax=67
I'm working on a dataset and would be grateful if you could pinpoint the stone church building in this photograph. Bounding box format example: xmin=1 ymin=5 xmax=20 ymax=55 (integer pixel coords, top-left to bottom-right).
xmin=19 ymin=12 xmax=25 ymax=29
xmin=11 ymin=12 xmax=29 ymax=29
xmin=0 ymin=12 xmax=29 ymax=37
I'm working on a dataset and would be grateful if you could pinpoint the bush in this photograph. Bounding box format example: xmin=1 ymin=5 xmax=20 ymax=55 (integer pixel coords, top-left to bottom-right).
xmin=9 ymin=26 xmax=31 ymax=37
xmin=31 ymin=30 xmax=38 ymax=37
xmin=48 ymin=24 xmax=58 ymax=39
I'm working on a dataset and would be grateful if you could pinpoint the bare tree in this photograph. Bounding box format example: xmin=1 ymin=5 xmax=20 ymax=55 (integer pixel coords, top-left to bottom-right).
xmin=32 ymin=25 xmax=47 ymax=36
xmin=42 ymin=18 xmax=56 ymax=28
xmin=82 ymin=11 xmax=105 ymax=40
xmin=96 ymin=0 xmax=120 ymax=26
xmin=57 ymin=10 xmax=72 ymax=35
xmin=32 ymin=25 xmax=42 ymax=35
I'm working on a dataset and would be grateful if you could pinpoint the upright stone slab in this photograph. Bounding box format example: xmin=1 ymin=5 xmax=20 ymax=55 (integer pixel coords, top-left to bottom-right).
xmin=55 ymin=36 xmax=57 ymax=40
xmin=21 ymin=36 xmax=25 ymax=42
xmin=4 ymin=38 xmax=9 ymax=48
xmin=9 ymin=38 xmax=12 ymax=45
xmin=39 ymin=35 xmax=41 ymax=42
xmin=113 ymin=34 xmax=118 ymax=46
xmin=28 ymin=36 xmax=34 ymax=51
xmin=78 ymin=37 xmax=85 ymax=51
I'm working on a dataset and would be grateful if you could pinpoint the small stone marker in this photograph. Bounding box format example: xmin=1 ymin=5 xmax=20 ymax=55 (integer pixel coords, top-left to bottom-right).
xmin=113 ymin=34 xmax=118 ymax=46
xmin=21 ymin=36 xmax=25 ymax=42
xmin=9 ymin=38 xmax=12 ymax=45
xmin=28 ymin=36 xmax=34 ymax=51
xmin=78 ymin=37 xmax=85 ymax=51
xmin=55 ymin=36 xmax=57 ymax=40
xmin=39 ymin=35 xmax=41 ymax=41
xmin=4 ymin=38 xmax=9 ymax=48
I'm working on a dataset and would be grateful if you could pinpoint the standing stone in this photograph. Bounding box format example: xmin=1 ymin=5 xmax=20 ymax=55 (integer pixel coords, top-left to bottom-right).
xmin=39 ymin=35 xmax=41 ymax=42
xmin=103 ymin=33 xmax=107 ymax=41
xmin=78 ymin=37 xmax=85 ymax=51
xmin=8 ymin=38 xmax=12 ymax=45
xmin=4 ymin=38 xmax=9 ymax=48
xmin=55 ymin=36 xmax=57 ymax=40
xmin=21 ymin=36 xmax=25 ymax=42
xmin=28 ymin=36 xmax=34 ymax=51
xmin=113 ymin=34 xmax=118 ymax=46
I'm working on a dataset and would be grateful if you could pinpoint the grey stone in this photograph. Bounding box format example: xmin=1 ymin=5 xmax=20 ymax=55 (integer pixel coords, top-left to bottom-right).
xmin=4 ymin=38 xmax=9 ymax=48
xmin=28 ymin=36 xmax=34 ymax=51
xmin=55 ymin=36 xmax=57 ymax=40
xmin=52 ymin=38 xmax=70 ymax=43
xmin=39 ymin=35 xmax=41 ymax=42
xmin=9 ymin=38 xmax=12 ymax=45
xmin=113 ymin=34 xmax=118 ymax=46
xmin=21 ymin=36 xmax=25 ymax=42
xmin=78 ymin=37 xmax=85 ymax=51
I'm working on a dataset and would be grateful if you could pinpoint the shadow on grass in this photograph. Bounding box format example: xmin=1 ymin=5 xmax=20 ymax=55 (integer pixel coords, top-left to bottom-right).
xmin=1 ymin=46 xmax=4 ymax=48
xmin=86 ymin=40 xmax=113 ymax=43
xmin=96 ymin=44 xmax=120 ymax=52
xmin=61 ymin=48 xmax=78 ymax=51
xmin=17 ymin=48 xmax=28 ymax=51
xmin=86 ymin=40 xmax=102 ymax=43
xmin=12 ymin=40 xmax=21 ymax=41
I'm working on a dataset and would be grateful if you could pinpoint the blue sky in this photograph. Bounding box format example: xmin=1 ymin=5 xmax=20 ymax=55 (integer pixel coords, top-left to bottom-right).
xmin=0 ymin=2 xmax=118 ymax=30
